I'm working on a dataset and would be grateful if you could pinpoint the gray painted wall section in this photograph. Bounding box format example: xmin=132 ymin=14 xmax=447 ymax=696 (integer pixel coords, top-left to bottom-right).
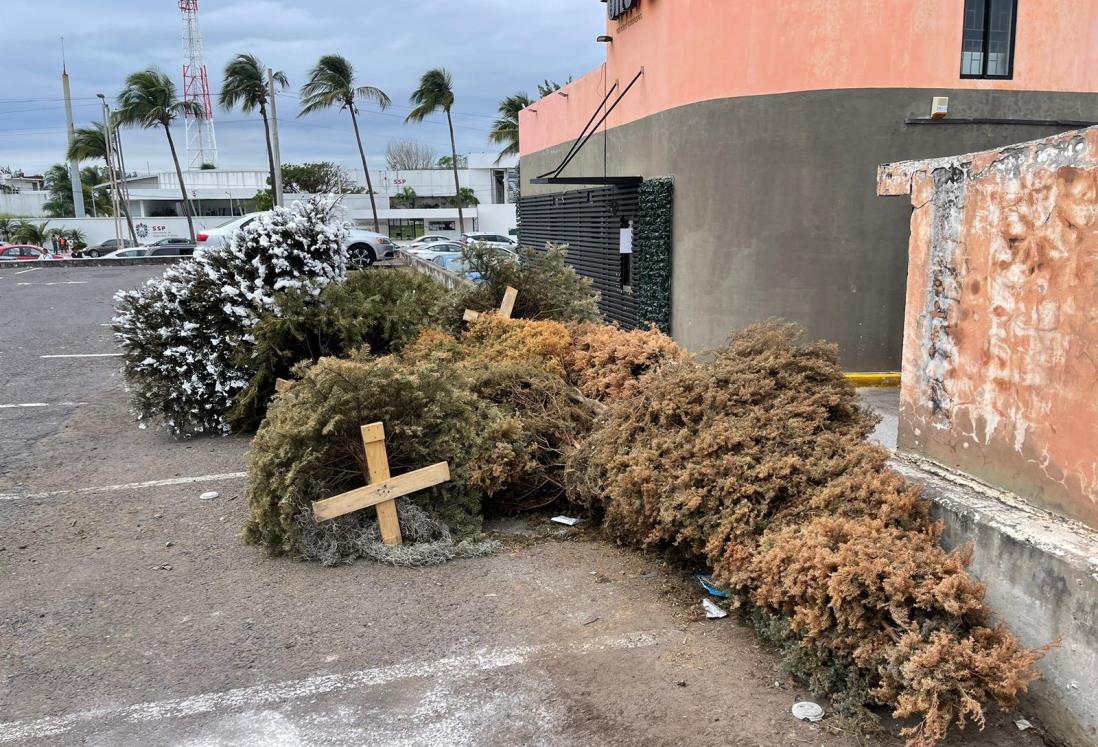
xmin=520 ymin=88 xmax=1098 ymax=370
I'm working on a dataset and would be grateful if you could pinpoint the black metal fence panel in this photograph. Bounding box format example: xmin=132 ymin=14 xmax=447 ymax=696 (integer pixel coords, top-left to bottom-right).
xmin=517 ymin=185 xmax=640 ymax=328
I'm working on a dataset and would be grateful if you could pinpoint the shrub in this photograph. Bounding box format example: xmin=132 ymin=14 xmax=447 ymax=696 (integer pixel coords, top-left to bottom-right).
xmin=245 ymin=354 xmax=491 ymax=557
xmin=567 ymin=322 xmax=685 ymax=402
xmin=114 ymin=196 xmax=347 ymax=435
xmin=437 ymin=243 xmax=601 ymax=327
xmin=245 ymin=345 xmax=600 ymax=559
xmin=566 ymin=321 xmax=1043 ymax=746
xmin=466 ymin=363 xmax=599 ymax=512
xmin=229 ymin=269 xmax=446 ymax=431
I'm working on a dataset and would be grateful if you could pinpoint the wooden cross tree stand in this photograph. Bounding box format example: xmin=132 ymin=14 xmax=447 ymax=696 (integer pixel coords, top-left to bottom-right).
xmin=311 ymin=423 xmax=451 ymax=546
xmin=463 ymin=286 xmax=518 ymax=323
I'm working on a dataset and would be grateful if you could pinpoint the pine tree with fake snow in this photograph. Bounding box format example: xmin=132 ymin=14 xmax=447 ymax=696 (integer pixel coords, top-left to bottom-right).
xmin=113 ymin=195 xmax=349 ymax=435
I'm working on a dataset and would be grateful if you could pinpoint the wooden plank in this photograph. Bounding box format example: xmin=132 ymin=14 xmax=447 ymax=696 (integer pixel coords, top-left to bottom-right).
xmin=499 ymin=286 xmax=518 ymax=319
xmin=361 ymin=422 xmax=386 ymax=445
xmin=463 ymin=309 xmax=481 ymax=323
xmin=362 ymin=424 xmax=401 ymax=545
xmin=312 ymin=462 xmax=451 ymax=522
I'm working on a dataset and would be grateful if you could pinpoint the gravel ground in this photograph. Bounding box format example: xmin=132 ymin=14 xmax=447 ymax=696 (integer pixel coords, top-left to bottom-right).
xmin=0 ymin=266 xmax=1046 ymax=746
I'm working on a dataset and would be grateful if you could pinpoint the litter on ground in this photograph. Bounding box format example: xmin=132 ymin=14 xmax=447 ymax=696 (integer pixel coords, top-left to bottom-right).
xmin=792 ymin=702 xmax=825 ymax=722
xmin=702 ymin=598 xmax=728 ymax=619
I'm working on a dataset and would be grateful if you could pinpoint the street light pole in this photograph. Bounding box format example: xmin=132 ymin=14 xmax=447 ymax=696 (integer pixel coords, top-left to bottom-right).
xmin=268 ymin=68 xmax=284 ymax=208
xmin=97 ymin=93 xmax=123 ymax=248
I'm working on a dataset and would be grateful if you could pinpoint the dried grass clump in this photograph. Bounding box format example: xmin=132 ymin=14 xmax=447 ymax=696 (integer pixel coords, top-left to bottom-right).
xmin=567 ymin=321 xmax=1044 ymax=746
xmin=567 ymin=322 xmax=685 ymax=402
xmin=298 ymin=500 xmax=500 ymax=567
xmin=459 ymin=315 xmax=573 ymax=377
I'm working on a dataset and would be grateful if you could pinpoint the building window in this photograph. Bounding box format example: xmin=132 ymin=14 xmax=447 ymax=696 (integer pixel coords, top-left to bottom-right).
xmin=961 ymin=0 xmax=1017 ymax=79
xmin=388 ymin=219 xmax=424 ymax=241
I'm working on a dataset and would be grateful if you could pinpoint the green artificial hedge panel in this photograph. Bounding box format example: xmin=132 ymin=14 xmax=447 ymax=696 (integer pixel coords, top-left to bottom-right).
xmin=634 ymin=177 xmax=674 ymax=334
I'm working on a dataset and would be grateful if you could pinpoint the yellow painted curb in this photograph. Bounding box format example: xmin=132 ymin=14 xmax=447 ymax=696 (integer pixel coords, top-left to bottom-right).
xmin=845 ymin=372 xmax=901 ymax=388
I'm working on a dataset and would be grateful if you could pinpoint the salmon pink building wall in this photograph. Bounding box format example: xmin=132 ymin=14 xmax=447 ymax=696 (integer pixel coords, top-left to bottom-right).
xmin=521 ymin=0 xmax=1098 ymax=156
xmin=879 ymin=128 xmax=1098 ymax=529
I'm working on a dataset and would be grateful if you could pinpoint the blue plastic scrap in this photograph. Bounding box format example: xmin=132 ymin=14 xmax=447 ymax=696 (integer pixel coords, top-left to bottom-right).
xmin=693 ymin=573 xmax=730 ymax=599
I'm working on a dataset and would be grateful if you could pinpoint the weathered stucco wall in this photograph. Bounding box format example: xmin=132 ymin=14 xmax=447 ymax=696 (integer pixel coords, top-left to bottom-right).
xmin=522 ymin=88 xmax=1098 ymax=370
xmin=881 ymin=128 xmax=1098 ymax=529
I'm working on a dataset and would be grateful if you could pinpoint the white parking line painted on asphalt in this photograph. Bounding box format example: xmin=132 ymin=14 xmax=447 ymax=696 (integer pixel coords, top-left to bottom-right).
xmin=0 ymin=631 xmax=661 ymax=743
xmin=0 ymin=402 xmax=86 ymax=409
xmin=39 ymin=353 xmax=123 ymax=359
xmin=14 ymin=267 xmax=39 ymax=275
xmin=0 ymin=472 xmax=247 ymax=502
xmin=16 ymin=281 xmax=89 ymax=286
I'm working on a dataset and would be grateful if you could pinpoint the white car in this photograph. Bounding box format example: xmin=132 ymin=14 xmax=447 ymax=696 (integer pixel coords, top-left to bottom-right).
xmin=196 ymin=212 xmax=397 ymax=267
xmin=461 ymin=232 xmax=518 ymax=251
xmin=409 ymin=242 xmax=467 ymax=262
xmin=101 ymin=247 xmax=148 ymax=259
xmin=403 ymin=234 xmax=455 ymax=250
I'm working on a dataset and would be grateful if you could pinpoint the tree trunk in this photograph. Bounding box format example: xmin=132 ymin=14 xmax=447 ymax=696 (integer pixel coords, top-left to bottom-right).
xmin=164 ymin=124 xmax=196 ymax=241
xmin=349 ymin=107 xmax=380 ymax=233
xmin=260 ymin=101 xmax=278 ymax=209
xmin=446 ymin=109 xmax=465 ymax=233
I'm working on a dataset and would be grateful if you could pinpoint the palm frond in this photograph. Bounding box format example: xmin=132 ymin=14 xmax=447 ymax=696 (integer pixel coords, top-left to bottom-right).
xmin=67 ymin=122 xmax=109 ymax=163
xmin=116 ymin=68 xmax=182 ymax=130
xmin=405 ymin=68 xmax=455 ymax=123
xmin=356 ymin=85 xmax=391 ymax=111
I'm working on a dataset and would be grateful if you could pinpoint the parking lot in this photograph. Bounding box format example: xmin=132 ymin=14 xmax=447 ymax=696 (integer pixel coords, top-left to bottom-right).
xmin=0 ymin=265 xmax=1036 ymax=746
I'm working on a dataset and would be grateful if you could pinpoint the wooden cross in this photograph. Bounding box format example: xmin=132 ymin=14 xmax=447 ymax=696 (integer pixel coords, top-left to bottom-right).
xmin=463 ymin=286 xmax=518 ymax=323
xmin=311 ymin=422 xmax=451 ymax=546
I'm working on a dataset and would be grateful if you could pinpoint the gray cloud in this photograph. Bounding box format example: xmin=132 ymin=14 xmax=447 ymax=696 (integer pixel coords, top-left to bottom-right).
xmin=1 ymin=0 xmax=606 ymax=174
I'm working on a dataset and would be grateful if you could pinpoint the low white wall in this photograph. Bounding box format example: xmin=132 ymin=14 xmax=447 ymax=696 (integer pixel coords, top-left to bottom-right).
xmin=28 ymin=216 xmax=225 ymax=245
xmin=0 ymin=191 xmax=49 ymax=218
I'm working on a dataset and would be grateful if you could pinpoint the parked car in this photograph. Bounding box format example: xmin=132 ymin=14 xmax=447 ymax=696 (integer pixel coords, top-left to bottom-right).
xmin=431 ymin=252 xmax=483 ymax=283
xmin=461 ymin=232 xmax=518 ymax=251
xmin=101 ymin=247 xmax=148 ymax=259
xmin=0 ymin=244 xmax=60 ymax=261
xmin=143 ymin=237 xmax=195 ymax=256
xmin=196 ymin=212 xmax=396 ymax=267
xmin=403 ymin=234 xmax=455 ymax=250
xmin=78 ymin=238 xmax=140 ymax=258
xmin=410 ymin=242 xmax=466 ymax=262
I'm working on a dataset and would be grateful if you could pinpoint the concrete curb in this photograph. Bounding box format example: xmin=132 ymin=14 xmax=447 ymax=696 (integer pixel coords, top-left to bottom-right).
xmin=845 ymin=372 xmax=901 ymax=387
xmin=17 ymin=257 xmax=185 ymax=269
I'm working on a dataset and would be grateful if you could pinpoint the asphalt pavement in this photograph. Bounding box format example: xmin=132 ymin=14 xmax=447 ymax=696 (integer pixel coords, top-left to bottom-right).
xmin=0 ymin=265 xmax=164 ymax=490
xmin=0 ymin=266 xmax=1036 ymax=747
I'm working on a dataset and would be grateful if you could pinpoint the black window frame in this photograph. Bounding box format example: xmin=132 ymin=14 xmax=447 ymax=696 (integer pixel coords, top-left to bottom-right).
xmin=960 ymin=0 xmax=1019 ymax=80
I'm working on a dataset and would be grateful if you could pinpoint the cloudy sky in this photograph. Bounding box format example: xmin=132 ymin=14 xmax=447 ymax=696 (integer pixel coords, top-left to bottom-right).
xmin=1 ymin=0 xmax=607 ymax=175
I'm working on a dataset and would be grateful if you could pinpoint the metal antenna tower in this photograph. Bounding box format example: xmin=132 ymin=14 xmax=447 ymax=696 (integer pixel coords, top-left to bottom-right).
xmin=179 ymin=0 xmax=218 ymax=169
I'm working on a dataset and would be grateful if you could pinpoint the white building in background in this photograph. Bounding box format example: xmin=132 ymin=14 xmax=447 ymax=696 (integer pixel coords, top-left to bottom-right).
xmin=7 ymin=154 xmax=519 ymax=240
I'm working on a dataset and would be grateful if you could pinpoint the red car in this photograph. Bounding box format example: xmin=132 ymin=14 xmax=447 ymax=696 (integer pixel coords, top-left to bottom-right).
xmin=0 ymin=244 xmax=61 ymax=261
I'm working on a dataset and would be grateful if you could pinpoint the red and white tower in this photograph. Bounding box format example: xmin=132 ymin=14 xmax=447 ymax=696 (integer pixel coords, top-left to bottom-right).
xmin=179 ymin=0 xmax=218 ymax=169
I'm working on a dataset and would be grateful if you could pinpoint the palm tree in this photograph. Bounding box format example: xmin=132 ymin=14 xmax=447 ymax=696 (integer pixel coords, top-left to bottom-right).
xmin=489 ymin=92 xmax=531 ymax=163
xmin=407 ymin=68 xmax=465 ymax=233
xmin=220 ymin=54 xmax=288 ymax=207
xmin=68 ymin=121 xmax=138 ymax=241
xmin=299 ymin=55 xmax=389 ymax=231
xmin=451 ymin=187 xmax=479 ymax=208
xmin=0 ymin=216 xmax=16 ymax=242
xmin=115 ymin=68 xmax=202 ymax=240
xmin=12 ymin=220 xmax=51 ymax=247
xmin=394 ymin=186 xmax=417 ymax=208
